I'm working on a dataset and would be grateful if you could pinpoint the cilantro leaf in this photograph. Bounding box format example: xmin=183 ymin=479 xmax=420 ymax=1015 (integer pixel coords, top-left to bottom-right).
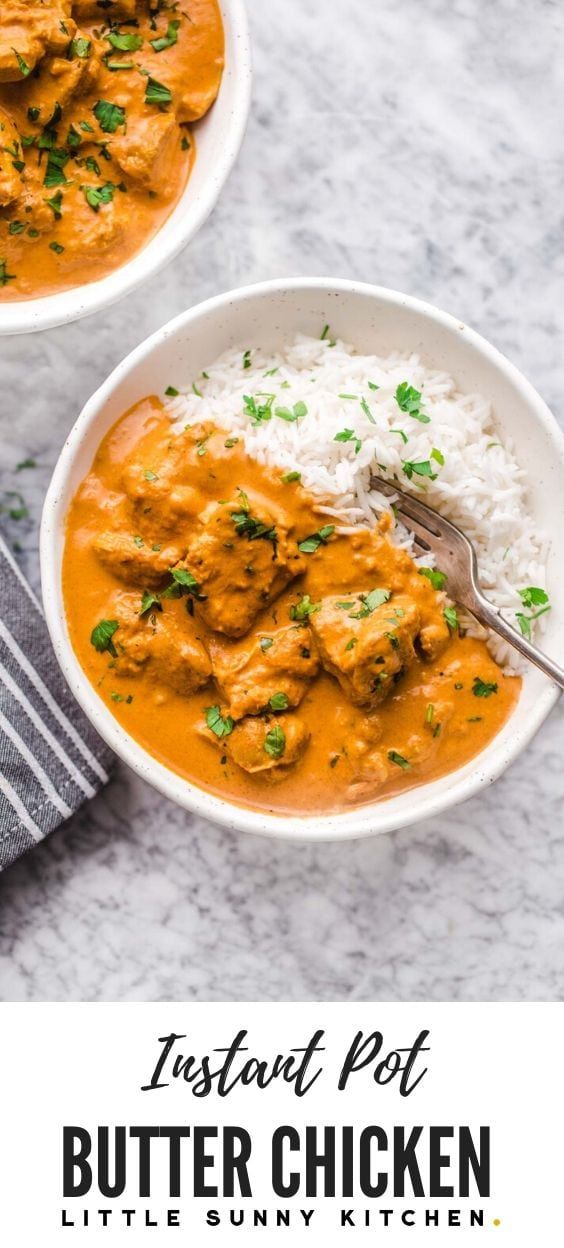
xmin=395 ymin=381 xmax=430 ymax=423
xmin=91 ymin=619 xmax=119 ymax=656
xmin=298 ymin=525 xmax=334 ymax=553
xmin=205 ymin=705 xmax=234 ymax=738
xmin=93 ymin=99 xmax=126 ymax=133
xmin=418 ymin=566 xmax=447 ymax=590
xmin=473 ymin=677 xmax=498 ymax=698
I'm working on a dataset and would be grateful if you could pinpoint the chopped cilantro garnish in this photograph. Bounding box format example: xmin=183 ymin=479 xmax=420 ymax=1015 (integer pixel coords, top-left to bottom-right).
xmin=402 ymin=459 xmax=437 ymax=481
xmin=91 ymin=619 xmax=119 ymax=656
xmin=49 ymin=241 xmax=65 ymax=254
xmin=334 ymin=427 xmax=362 ymax=454
xmin=518 ymin=586 xmax=549 ymax=609
xmin=107 ymin=31 xmax=144 ymax=52
xmin=281 ymin=470 xmax=301 ymax=484
xmin=230 ymin=509 xmax=277 ymax=543
xmin=290 ymin=594 xmax=320 ymax=621
xmin=143 ymin=468 xmax=158 ymax=481
xmin=443 ymin=605 xmax=458 ymax=630
xmin=360 ymin=397 xmax=376 ymax=424
xmin=205 ymin=705 xmax=234 ymax=739
xmin=275 ymin=401 xmax=308 ymax=422
xmin=66 ymin=124 xmax=82 ymax=149
xmin=388 ymin=749 xmax=410 ymax=769
xmin=473 ymin=677 xmax=498 ymax=698
xmin=8 ymin=221 xmax=25 ymax=235
xmin=165 ymin=385 xmax=179 ymax=396
xmin=44 ymin=148 xmax=71 ymax=188
xmin=164 ymin=567 xmax=202 ymax=598
xmin=243 ymin=393 xmax=272 ymax=426
xmin=13 ymin=48 xmax=31 ymax=77
xmin=269 ymin=692 xmax=289 ymax=711
xmin=44 ymin=190 xmax=63 ymax=218
xmin=150 ymin=19 xmax=180 ymax=52
xmin=0 ymin=261 xmax=16 ymax=287
xmin=70 ymin=36 xmax=91 ymax=58
xmin=93 ymin=99 xmax=126 ymax=133
xmin=390 ymin=428 xmax=408 ymax=443
xmin=81 ymin=181 xmax=122 ymax=211
xmin=264 ymin=722 xmax=286 ymax=759
xmin=349 ymin=588 xmax=391 ymax=618
xmin=431 ymin=447 xmax=445 ymax=466
xmin=144 ymin=77 xmax=173 ymax=107
xmin=395 ymin=381 xmax=430 ymax=423
xmin=139 ymin=589 xmax=162 ymax=616
xmin=242 ymin=349 xmax=252 ymax=369
xmin=298 ymin=525 xmax=334 ymax=553
xmin=260 ymin=637 xmax=274 ymax=651
xmin=418 ymin=566 xmax=447 ymax=590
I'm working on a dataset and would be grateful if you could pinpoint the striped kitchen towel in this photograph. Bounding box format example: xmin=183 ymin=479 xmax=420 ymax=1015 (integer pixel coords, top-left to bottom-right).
xmin=0 ymin=535 xmax=114 ymax=870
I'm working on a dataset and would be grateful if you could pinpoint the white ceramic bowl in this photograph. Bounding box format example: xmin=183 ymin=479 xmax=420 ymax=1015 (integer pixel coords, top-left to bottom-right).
xmin=41 ymin=279 xmax=564 ymax=841
xmin=0 ymin=0 xmax=251 ymax=337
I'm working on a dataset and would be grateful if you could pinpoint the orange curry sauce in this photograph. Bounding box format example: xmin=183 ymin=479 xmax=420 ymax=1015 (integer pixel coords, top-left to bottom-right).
xmin=62 ymin=399 xmax=520 ymax=816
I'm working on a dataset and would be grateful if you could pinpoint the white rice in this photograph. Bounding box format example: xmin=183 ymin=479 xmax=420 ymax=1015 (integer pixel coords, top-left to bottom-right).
xmin=164 ymin=333 xmax=549 ymax=668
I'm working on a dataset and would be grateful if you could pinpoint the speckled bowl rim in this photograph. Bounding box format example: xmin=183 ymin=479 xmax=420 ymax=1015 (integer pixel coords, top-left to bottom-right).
xmin=0 ymin=0 xmax=252 ymax=336
xmin=40 ymin=278 xmax=563 ymax=842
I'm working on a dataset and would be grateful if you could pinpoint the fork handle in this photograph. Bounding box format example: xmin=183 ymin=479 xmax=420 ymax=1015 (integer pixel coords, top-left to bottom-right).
xmin=467 ymin=593 xmax=564 ymax=693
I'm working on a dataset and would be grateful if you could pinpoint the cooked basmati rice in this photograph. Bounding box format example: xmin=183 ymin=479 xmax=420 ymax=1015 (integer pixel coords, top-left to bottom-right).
xmin=164 ymin=334 xmax=549 ymax=668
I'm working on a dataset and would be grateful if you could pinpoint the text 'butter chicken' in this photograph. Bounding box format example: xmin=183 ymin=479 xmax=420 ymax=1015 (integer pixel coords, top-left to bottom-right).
xmin=0 ymin=0 xmax=224 ymax=299
xmin=62 ymin=400 xmax=520 ymax=816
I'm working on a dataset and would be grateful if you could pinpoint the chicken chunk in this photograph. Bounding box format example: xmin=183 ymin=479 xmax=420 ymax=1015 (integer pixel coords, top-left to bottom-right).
xmin=106 ymin=591 xmax=211 ymax=696
xmin=17 ymin=52 xmax=100 ymax=125
xmin=221 ymin=714 xmax=310 ymax=775
xmin=418 ymin=616 xmax=451 ymax=661
xmin=112 ymin=112 xmax=180 ymax=192
xmin=310 ymin=590 xmax=421 ymax=709
xmin=0 ymin=2 xmax=74 ymax=83
xmin=0 ymin=106 xmax=23 ymax=206
xmin=183 ymin=496 xmax=306 ymax=639
xmin=93 ymin=532 xmax=183 ymax=589
xmin=178 ymin=75 xmax=224 ymax=124
xmin=209 ymin=624 xmax=319 ymax=720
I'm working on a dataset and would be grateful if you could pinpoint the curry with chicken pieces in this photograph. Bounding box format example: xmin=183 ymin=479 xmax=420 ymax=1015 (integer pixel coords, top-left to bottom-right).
xmin=0 ymin=0 xmax=223 ymax=298
xmin=62 ymin=398 xmax=520 ymax=815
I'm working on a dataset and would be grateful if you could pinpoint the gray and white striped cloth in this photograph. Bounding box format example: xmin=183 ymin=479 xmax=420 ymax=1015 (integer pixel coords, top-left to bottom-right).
xmin=0 ymin=535 xmax=113 ymax=871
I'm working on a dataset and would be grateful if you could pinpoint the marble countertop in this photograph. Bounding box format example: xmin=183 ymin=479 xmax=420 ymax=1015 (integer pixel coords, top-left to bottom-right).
xmin=1 ymin=0 xmax=563 ymax=1002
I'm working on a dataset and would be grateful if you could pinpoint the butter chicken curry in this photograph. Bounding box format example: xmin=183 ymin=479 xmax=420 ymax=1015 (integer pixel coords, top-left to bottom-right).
xmin=62 ymin=400 xmax=519 ymax=816
xmin=0 ymin=0 xmax=223 ymax=298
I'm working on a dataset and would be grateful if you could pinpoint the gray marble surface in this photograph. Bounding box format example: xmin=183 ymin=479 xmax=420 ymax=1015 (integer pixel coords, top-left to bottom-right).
xmin=1 ymin=0 xmax=563 ymax=1002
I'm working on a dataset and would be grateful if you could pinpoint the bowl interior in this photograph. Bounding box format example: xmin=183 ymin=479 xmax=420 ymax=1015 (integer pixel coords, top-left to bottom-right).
xmin=41 ymin=281 xmax=564 ymax=839
xmin=0 ymin=0 xmax=251 ymax=336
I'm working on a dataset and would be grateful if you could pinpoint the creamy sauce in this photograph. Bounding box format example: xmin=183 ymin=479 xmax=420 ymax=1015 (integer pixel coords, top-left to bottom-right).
xmin=62 ymin=398 xmax=520 ymax=816
xmin=0 ymin=0 xmax=223 ymax=299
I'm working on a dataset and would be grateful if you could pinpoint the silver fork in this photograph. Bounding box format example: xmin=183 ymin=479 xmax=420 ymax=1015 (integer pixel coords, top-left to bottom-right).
xmin=369 ymin=475 xmax=564 ymax=692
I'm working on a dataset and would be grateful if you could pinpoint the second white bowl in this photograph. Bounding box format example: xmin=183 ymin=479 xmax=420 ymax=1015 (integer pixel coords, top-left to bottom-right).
xmin=0 ymin=0 xmax=252 ymax=337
